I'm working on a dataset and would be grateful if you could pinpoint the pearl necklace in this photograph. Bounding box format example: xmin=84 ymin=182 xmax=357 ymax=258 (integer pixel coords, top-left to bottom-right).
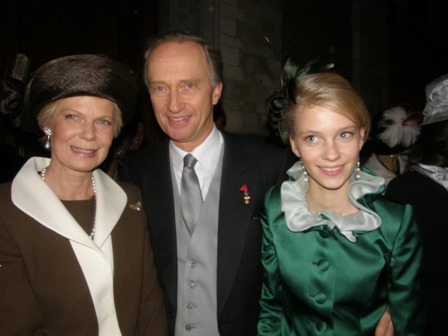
xmin=40 ymin=167 xmax=96 ymax=240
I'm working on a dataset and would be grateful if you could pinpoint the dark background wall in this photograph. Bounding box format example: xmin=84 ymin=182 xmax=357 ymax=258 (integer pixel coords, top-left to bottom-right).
xmin=0 ymin=0 xmax=157 ymax=76
xmin=0 ymin=0 xmax=161 ymax=149
xmin=282 ymin=0 xmax=353 ymax=79
xmin=1 ymin=0 xmax=448 ymax=137
xmin=388 ymin=1 xmax=448 ymax=110
xmin=282 ymin=1 xmax=448 ymax=115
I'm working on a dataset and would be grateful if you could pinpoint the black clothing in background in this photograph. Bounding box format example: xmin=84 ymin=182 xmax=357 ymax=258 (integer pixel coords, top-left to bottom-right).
xmin=386 ymin=171 xmax=447 ymax=336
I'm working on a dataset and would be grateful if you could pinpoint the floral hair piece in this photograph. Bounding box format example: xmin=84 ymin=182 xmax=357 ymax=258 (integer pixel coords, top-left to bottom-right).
xmin=265 ymin=58 xmax=334 ymax=144
xmin=363 ymin=104 xmax=421 ymax=155
xmin=376 ymin=106 xmax=421 ymax=148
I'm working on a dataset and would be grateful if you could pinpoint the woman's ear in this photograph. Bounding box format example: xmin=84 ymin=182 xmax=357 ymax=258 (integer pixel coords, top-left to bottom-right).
xmin=43 ymin=127 xmax=52 ymax=136
xmin=359 ymin=127 xmax=366 ymax=149
xmin=290 ymin=136 xmax=300 ymax=158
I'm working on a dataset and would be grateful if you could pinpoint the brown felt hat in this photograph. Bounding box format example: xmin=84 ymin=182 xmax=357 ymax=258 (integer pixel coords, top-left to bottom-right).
xmin=21 ymin=54 xmax=138 ymax=134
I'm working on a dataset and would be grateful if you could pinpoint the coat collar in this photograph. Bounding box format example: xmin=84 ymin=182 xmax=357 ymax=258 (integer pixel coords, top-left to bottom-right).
xmin=11 ymin=157 xmax=127 ymax=248
xmin=217 ymin=132 xmax=261 ymax=315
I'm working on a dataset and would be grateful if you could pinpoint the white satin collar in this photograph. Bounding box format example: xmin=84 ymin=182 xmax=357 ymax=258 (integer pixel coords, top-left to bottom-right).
xmin=11 ymin=157 xmax=127 ymax=247
xmin=281 ymin=161 xmax=384 ymax=242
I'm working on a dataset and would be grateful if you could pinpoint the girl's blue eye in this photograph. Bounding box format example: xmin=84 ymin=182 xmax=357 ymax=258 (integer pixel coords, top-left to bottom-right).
xmin=306 ymin=135 xmax=317 ymax=143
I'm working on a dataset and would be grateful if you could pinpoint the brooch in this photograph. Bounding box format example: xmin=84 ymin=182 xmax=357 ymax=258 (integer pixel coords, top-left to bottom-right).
xmin=129 ymin=201 xmax=142 ymax=211
xmin=240 ymin=185 xmax=251 ymax=204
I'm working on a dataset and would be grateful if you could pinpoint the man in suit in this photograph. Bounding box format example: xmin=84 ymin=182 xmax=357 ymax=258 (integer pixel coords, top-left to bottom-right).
xmin=122 ymin=31 xmax=394 ymax=336
xmin=121 ymin=30 xmax=291 ymax=336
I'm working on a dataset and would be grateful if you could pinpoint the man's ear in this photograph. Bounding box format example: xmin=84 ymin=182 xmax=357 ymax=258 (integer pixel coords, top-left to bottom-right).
xmin=212 ymin=82 xmax=223 ymax=105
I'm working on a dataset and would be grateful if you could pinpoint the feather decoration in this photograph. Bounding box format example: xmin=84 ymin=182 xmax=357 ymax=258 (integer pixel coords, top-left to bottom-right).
xmin=377 ymin=106 xmax=421 ymax=148
xmin=264 ymin=36 xmax=281 ymax=71
xmin=263 ymin=34 xmax=335 ymax=144
xmin=282 ymin=58 xmax=335 ymax=103
xmin=0 ymin=53 xmax=31 ymax=126
xmin=266 ymin=58 xmax=335 ymax=122
xmin=281 ymin=58 xmax=302 ymax=105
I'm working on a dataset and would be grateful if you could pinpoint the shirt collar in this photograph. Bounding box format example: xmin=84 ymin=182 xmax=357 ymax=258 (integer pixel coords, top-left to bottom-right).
xmin=170 ymin=126 xmax=223 ymax=173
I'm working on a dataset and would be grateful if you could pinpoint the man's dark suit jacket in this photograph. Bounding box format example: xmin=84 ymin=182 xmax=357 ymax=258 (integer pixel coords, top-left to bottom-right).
xmin=121 ymin=131 xmax=294 ymax=336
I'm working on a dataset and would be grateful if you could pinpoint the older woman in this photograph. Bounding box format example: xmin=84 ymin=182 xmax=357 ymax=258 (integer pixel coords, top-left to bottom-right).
xmin=0 ymin=54 xmax=167 ymax=335
xmin=258 ymin=59 xmax=426 ymax=335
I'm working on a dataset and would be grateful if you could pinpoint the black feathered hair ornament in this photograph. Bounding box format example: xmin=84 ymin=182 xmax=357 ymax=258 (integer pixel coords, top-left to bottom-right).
xmin=265 ymin=52 xmax=334 ymax=144
xmin=0 ymin=54 xmax=30 ymax=127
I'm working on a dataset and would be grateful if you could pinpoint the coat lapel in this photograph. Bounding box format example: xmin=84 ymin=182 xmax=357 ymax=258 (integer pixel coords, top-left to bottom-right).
xmin=217 ymin=133 xmax=265 ymax=315
xmin=11 ymin=157 xmax=127 ymax=248
xmin=92 ymin=170 xmax=127 ymax=247
xmin=11 ymin=157 xmax=127 ymax=334
xmin=12 ymin=157 xmax=94 ymax=246
xmin=140 ymin=140 xmax=178 ymax=310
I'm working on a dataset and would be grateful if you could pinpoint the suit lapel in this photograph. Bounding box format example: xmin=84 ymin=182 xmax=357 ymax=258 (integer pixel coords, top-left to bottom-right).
xmin=141 ymin=140 xmax=178 ymax=310
xmin=217 ymin=133 xmax=264 ymax=315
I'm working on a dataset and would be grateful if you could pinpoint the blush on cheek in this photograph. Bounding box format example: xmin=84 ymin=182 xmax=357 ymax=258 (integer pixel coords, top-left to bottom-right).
xmin=105 ymin=138 xmax=114 ymax=148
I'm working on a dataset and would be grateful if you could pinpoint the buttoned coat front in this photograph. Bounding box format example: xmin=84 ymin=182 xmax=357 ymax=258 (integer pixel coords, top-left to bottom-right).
xmin=0 ymin=157 xmax=167 ymax=336
xmin=258 ymin=180 xmax=426 ymax=335
xmin=122 ymin=131 xmax=293 ymax=336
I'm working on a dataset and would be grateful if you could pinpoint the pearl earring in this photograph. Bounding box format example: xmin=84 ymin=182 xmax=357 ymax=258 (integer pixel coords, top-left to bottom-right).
xmin=355 ymin=161 xmax=361 ymax=180
xmin=44 ymin=128 xmax=52 ymax=150
xmin=301 ymin=160 xmax=309 ymax=182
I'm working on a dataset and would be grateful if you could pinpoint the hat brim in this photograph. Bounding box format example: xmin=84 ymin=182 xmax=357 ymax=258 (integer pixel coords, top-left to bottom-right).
xmin=21 ymin=54 xmax=138 ymax=134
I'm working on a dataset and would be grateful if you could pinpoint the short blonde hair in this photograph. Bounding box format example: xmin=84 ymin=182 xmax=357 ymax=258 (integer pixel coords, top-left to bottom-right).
xmin=287 ymin=72 xmax=370 ymax=139
xmin=37 ymin=98 xmax=123 ymax=138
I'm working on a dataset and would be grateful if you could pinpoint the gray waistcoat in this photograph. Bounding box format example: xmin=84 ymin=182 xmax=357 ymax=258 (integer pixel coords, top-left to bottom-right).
xmin=173 ymin=150 xmax=223 ymax=336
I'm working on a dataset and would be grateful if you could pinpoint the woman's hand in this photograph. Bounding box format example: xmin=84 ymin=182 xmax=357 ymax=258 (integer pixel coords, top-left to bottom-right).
xmin=375 ymin=307 xmax=394 ymax=336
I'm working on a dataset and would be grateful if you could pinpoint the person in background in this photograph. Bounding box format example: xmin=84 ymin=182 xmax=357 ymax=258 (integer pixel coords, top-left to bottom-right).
xmin=361 ymin=104 xmax=421 ymax=187
xmin=386 ymin=73 xmax=448 ymax=336
xmin=257 ymin=59 xmax=426 ymax=335
xmin=0 ymin=53 xmax=43 ymax=181
xmin=0 ymin=121 xmax=27 ymax=182
xmin=103 ymin=117 xmax=147 ymax=180
xmin=0 ymin=54 xmax=167 ymax=335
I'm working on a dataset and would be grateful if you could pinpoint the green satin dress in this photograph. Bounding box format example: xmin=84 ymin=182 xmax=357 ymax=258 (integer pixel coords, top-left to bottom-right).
xmin=257 ymin=162 xmax=426 ymax=335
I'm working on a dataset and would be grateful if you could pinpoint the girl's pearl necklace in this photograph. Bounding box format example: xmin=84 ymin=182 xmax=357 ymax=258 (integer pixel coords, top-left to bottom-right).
xmin=40 ymin=167 xmax=96 ymax=240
